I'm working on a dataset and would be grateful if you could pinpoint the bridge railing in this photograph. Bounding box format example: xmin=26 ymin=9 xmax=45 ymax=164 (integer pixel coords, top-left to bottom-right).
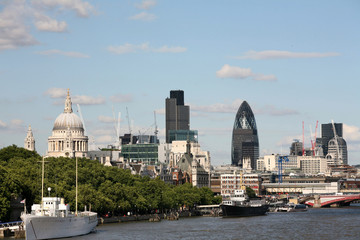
xmin=0 ymin=221 xmax=23 ymax=230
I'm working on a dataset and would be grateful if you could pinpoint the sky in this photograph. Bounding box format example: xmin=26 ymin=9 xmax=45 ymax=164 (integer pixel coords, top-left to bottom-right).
xmin=1 ymin=0 xmax=360 ymax=166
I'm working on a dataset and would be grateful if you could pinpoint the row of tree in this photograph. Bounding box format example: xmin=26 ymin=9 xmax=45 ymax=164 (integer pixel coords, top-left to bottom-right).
xmin=0 ymin=145 xmax=221 ymax=222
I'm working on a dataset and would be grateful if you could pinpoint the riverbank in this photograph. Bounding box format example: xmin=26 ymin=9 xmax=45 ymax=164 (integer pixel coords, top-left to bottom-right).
xmin=98 ymin=211 xmax=195 ymax=224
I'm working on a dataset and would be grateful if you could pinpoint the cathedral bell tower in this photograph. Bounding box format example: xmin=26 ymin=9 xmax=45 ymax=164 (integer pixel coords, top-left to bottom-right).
xmin=24 ymin=125 xmax=35 ymax=151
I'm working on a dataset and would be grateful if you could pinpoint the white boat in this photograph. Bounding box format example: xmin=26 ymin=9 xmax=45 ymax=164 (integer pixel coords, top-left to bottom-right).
xmin=21 ymin=197 xmax=97 ymax=240
xmin=21 ymin=157 xmax=97 ymax=240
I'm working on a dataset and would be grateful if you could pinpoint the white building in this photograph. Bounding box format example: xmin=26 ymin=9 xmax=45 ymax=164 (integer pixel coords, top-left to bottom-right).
xmin=47 ymin=89 xmax=88 ymax=158
xmin=24 ymin=125 xmax=35 ymax=151
xmin=221 ymin=172 xmax=262 ymax=195
xmin=299 ymin=156 xmax=328 ymax=175
xmin=257 ymin=154 xmax=299 ymax=172
xmin=159 ymin=140 xmax=211 ymax=172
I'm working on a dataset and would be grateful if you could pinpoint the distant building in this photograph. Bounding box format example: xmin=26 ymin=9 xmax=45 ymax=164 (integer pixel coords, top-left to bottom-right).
xmin=175 ymin=140 xmax=210 ymax=188
xmin=121 ymin=143 xmax=159 ymax=165
xmin=221 ymin=172 xmax=263 ymax=195
xmin=321 ymin=123 xmax=343 ymax=156
xmin=47 ymin=89 xmax=88 ymax=158
xmin=168 ymin=129 xmax=198 ymax=143
xmin=326 ymin=137 xmax=347 ymax=165
xmin=165 ymin=90 xmax=190 ymax=143
xmin=231 ymin=101 xmax=259 ymax=169
xmin=24 ymin=125 xmax=35 ymax=151
xmin=290 ymin=140 xmax=303 ymax=156
xmin=299 ymin=156 xmax=328 ymax=175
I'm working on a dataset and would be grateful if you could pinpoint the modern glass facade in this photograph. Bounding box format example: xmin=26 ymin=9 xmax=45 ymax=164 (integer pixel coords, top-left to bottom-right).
xmin=169 ymin=130 xmax=198 ymax=142
xmin=121 ymin=144 xmax=159 ymax=165
xmin=231 ymin=101 xmax=259 ymax=169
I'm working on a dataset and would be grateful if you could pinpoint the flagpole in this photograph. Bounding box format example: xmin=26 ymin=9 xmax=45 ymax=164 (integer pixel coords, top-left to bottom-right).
xmin=76 ymin=157 xmax=78 ymax=216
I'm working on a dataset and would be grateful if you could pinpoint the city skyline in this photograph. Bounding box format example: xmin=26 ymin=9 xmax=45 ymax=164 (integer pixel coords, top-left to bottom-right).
xmin=1 ymin=1 xmax=359 ymax=165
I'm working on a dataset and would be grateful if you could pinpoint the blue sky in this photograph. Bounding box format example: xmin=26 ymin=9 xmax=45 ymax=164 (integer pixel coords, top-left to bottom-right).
xmin=1 ymin=0 xmax=359 ymax=166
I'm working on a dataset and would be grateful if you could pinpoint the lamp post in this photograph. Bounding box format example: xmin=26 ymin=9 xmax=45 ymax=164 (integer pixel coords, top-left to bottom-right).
xmin=48 ymin=187 xmax=51 ymax=197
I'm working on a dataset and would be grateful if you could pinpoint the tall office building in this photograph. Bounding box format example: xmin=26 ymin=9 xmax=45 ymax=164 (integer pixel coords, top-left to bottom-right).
xmin=165 ymin=90 xmax=190 ymax=143
xmin=231 ymin=101 xmax=259 ymax=169
xmin=321 ymin=123 xmax=343 ymax=156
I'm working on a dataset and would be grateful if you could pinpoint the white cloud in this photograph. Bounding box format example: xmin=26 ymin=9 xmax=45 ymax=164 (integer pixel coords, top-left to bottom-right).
xmin=135 ymin=0 xmax=157 ymax=10
xmin=37 ymin=49 xmax=90 ymax=58
xmin=216 ymin=65 xmax=252 ymax=79
xmin=44 ymin=88 xmax=105 ymax=105
xmin=129 ymin=12 xmax=157 ymax=21
xmin=0 ymin=0 xmax=95 ymax=51
xmin=0 ymin=1 xmax=39 ymax=51
xmin=34 ymin=15 xmax=67 ymax=32
xmin=107 ymin=43 xmax=187 ymax=54
xmin=192 ymin=99 xmax=244 ymax=113
xmin=153 ymin=46 xmax=187 ymax=53
xmin=0 ymin=120 xmax=7 ymax=128
xmin=72 ymin=95 xmax=106 ymax=105
xmin=110 ymin=94 xmax=133 ymax=103
xmin=216 ymin=64 xmax=277 ymax=81
xmin=32 ymin=0 xmax=95 ymax=18
xmin=344 ymin=124 xmax=360 ymax=143
xmin=236 ymin=50 xmax=340 ymax=60
xmin=107 ymin=43 xmax=149 ymax=54
xmin=44 ymin=88 xmax=67 ymax=98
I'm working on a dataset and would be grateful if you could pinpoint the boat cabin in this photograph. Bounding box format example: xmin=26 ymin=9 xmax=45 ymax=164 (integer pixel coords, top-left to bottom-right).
xmin=31 ymin=197 xmax=70 ymax=217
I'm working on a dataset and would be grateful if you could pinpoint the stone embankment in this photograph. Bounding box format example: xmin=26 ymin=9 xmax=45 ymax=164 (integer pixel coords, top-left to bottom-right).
xmin=98 ymin=211 xmax=193 ymax=224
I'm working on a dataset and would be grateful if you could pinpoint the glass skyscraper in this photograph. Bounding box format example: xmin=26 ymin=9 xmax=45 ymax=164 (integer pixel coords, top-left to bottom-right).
xmin=231 ymin=101 xmax=259 ymax=169
xmin=165 ymin=90 xmax=190 ymax=143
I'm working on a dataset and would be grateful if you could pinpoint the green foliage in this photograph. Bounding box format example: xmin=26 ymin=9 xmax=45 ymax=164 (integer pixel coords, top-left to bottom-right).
xmin=0 ymin=145 xmax=220 ymax=221
xmin=246 ymin=187 xmax=257 ymax=198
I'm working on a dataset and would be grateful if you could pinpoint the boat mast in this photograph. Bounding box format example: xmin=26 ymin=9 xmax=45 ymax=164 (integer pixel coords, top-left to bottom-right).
xmin=76 ymin=157 xmax=78 ymax=216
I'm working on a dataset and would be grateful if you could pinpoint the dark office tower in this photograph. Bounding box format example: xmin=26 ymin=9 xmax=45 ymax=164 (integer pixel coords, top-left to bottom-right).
xmin=165 ymin=90 xmax=190 ymax=143
xmin=321 ymin=123 xmax=343 ymax=156
xmin=231 ymin=101 xmax=259 ymax=169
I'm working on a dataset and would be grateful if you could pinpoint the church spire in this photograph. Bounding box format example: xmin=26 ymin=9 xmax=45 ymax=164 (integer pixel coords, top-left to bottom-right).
xmin=24 ymin=125 xmax=35 ymax=151
xmin=64 ymin=88 xmax=73 ymax=113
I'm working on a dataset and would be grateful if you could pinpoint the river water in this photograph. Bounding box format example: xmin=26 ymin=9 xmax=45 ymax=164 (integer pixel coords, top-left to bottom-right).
xmin=73 ymin=205 xmax=360 ymax=240
xmin=9 ymin=205 xmax=360 ymax=240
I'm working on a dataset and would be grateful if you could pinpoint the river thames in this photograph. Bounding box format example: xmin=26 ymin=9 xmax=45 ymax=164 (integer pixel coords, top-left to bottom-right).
xmin=10 ymin=205 xmax=360 ymax=240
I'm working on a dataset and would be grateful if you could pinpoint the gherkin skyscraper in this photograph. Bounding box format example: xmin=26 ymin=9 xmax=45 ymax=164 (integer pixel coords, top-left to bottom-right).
xmin=231 ymin=101 xmax=259 ymax=169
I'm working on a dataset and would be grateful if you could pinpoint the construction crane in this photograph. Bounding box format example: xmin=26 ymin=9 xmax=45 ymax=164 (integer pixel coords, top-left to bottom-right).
xmin=302 ymin=121 xmax=305 ymax=156
xmin=126 ymin=107 xmax=132 ymax=134
xmin=76 ymin=104 xmax=87 ymax=136
xmin=112 ymin=106 xmax=121 ymax=148
xmin=278 ymin=155 xmax=289 ymax=183
xmin=313 ymin=120 xmax=318 ymax=156
xmin=154 ymin=111 xmax=158 ymax=138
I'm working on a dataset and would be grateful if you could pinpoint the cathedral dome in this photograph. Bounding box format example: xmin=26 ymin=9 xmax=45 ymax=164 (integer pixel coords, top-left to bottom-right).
xmin=52 ymin=89 xmax=84 ymax=131
xmin=53 ymin=112 xmax=83 ymax=131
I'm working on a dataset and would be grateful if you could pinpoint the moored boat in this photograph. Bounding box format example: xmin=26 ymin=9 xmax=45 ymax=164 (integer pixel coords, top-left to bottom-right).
xmin=21 ymin=197 xmax=97 ymax=240
xmin=21 ymin=157 xmax=97 ymax=240
xmin=221 ymin=189 xmax=269 ymax=217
